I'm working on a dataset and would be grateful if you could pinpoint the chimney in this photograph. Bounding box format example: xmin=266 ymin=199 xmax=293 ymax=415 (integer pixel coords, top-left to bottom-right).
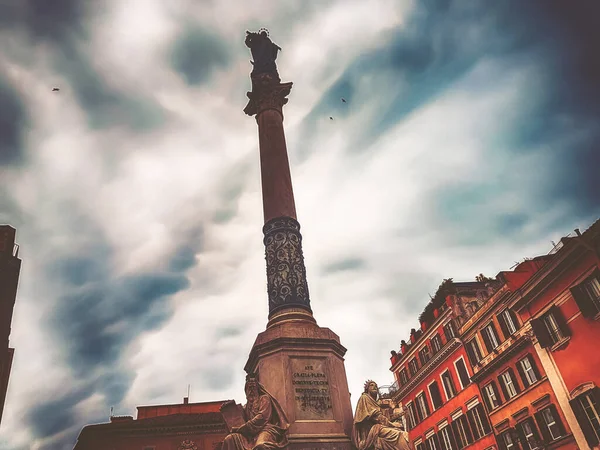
xmin=183 ymin=397 xmax=189 ymax=405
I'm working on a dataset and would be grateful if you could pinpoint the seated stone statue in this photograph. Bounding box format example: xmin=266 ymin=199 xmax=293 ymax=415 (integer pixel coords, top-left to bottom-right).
xmin=221 ymin=374 xmax=289 ymax=450
xmin=352 ymin=381 xmax=412 ymax=450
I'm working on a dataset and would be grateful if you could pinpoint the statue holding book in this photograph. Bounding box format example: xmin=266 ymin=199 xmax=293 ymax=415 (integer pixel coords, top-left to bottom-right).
xmin=220 ymin=374 xmax=289 ymax=450
xmin=352 ymin=381 xmax=412 ymax=450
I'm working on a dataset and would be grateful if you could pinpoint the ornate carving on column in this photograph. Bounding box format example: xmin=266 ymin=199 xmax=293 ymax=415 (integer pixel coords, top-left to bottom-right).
xmin=263 ymin=216 xmax=311 ymax=316
xmin=244 ymin=73 xmax=292 ymax=118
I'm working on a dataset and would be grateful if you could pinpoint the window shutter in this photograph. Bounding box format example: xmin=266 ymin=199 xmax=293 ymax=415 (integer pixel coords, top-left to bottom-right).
xmin=481 ymin=329 xmax=493 ymax=353
xmin=456 ymin=359 xmax=470 ymax=388
xmin=569 ymin=397 xmax=599 ymax=447
xmin=530 ymin=317 xmax=552 ymax=348
xmin=414 ymin=400 xmax=422 ymax=424
xmin=550 ymin=305 xmax=571 ymax=338
xmin=446 ymin=421 xmax=459 ymax=450
xmin=491 ymin=381 xmax=503 ymax=406
xmin=476 ymin=404 xmax=492 ymax=435
xmin=516 ymin=359 xmax=528 ymax=387
xmin=527 ymin=354 xmax=542 ymax=381
xmin=534 ymin=409 xmax=552 ymax=444
xmin=497 ymin=432 xmax=508 ymax=450
xmin=528 ymin=417 xmax=542 ymax=446
xmin=509 ymin=309 xmax=521 ymax=331
xmin=424 ymin=395 xmax=431 ymax=416
xmin=548 ymin=404 xmax=566 ymax=437
xmin=571 ymin=283 xmax=596 ymax=318
xmin=515 ymin=422 xmax=528 ymax=450
xmin=498 ymin=311 xmax=510 ymax=340
xmin=436 ymin=431 xmax=446 ymax=450
xmin=466 ymin=341 xmax=477 ymax=367
xmin=498 ymin=375 xmax=509 ymax=401
xmin=508 ymin=368 xmax=521 ymax=394
xmin=430 ymin=382 xmax=443 ymax=409
xmin=462 ymin=416 xmax=474 ymax=445
xmin=466 ymin=409 xmax=480 ymax=441
xmin=482 ymin=386 xmax=493 ymax=411
xmin=489 ymin=322 xmax=500 ymax=346
xmin=451 ymin=421 xmax=463 ymax=449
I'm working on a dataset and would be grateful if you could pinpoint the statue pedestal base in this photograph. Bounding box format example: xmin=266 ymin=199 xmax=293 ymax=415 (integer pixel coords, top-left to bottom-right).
xmin=244 ymin=309 xmax=353 ymax=450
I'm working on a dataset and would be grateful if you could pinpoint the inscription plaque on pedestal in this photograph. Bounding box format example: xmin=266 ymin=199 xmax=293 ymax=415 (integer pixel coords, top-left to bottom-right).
xmin=291 ymin=358 xmax=334 ymax=420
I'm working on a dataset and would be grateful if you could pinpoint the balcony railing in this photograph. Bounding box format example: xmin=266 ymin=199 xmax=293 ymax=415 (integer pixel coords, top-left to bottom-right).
xmin=379 ymin=381 xmax=399 ymax=399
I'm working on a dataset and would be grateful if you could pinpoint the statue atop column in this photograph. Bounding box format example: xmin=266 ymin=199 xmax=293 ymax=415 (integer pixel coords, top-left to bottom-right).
xmin=221 ymin=374 xmax=289 ymax=450
xmin=243 ymin=29 xmax=292 ymax=117
xmin=245 ymin=28 xmax=281 ymax=81
xmin=352 ymin=381 xmax=413 ymax=450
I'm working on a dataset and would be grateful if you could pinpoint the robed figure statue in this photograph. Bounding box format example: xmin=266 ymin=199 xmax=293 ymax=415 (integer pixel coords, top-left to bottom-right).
xmin=222 ymin=374 xmax=289 ymax=450
xmin=245 ymin=29 xmax=281 ymax=79
xmin=352 ymin=381 xmax=412 ymax=450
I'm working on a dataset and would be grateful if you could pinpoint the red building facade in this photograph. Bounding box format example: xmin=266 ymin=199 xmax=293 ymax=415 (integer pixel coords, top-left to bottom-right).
xmin=0 ymin=225 xmax=21 ymax=426
xmin=461 ymin=259 xmax=576 ymax=450
xmin=514 ymin=220 xmax=600 ymax=450
xmin=73 ymin=398 xmax=229 ymax=450
xmin=391 ymin=282 xmax=496 ymax=450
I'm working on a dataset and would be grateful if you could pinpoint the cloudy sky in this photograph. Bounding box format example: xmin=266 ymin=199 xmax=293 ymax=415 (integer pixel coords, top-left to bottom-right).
xmin=1 ymin=0 xmax=599 ymax=448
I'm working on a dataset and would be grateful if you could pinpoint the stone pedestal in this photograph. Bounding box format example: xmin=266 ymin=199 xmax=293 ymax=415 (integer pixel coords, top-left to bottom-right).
xmin=244 ymin=310 xmax=353 ymax=450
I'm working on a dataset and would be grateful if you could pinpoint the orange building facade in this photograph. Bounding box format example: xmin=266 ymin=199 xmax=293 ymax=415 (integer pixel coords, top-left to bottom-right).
xmin=391 ymin=282 xmax=496 ymax=450
xmin=514 ymin=220 xmax=600 ymax=450
xmin=462 ymin=258 xmax=576 ymax=450
xmin=73 ymin=398 xmax=229 ymax=450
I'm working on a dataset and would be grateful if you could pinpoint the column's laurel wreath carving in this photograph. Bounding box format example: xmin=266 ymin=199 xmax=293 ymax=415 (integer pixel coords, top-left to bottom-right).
xmin=263 ymin=217 xmax=311 ymax=314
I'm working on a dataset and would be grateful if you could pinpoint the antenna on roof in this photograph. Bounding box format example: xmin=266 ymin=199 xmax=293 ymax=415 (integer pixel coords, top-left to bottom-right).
xmin=188 ymin=384 xmax=191 ymax=399
xmin=110 ymin=406 xmax=113 ymax=418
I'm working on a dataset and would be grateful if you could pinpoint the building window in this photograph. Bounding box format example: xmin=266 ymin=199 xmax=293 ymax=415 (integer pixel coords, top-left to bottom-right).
xmin=454 ymin=358 xmax=470 ymax=389
xmin=498 ymin=309 xmax=519 ymax=338
xmin=444 ymin=322 xmax=457 ymax=341
xmin=399 ymin=368 xmax=409 ymax=385
xmin=517 ymin=355 xmax=540 ymax=387
xmin=409 ymin=358 xmax=419 ymax=376
xmin=425 ymin=435 xmax=439 ymax=450
xmin=465 ymin=338 xmax=483 ymax=366
xmin=517 ymin=419 xmax=541 ymax=450
xmin=536 ymin=405 xmax=568 ymax=444
xmin=483 ymin=382 xmax=501 ymax=410
xmin=420 ymin=345 xmax=431 ymax=366
xmin=451 ymin=415 xmax=472 ymax=449
xmin=406 ymin=402 xmax=418 ymax=429
xmin=530 ymin=306 xmax=571 ymax=349
xmin=571 ymin=271 xmax=600 ymax=318
xmin=500 ymin=429 xmax=516 ymax=450
xmin=441 ymin=370 xmax=456 ymax=400
xmin=429 ymin=381 xmax=444 ymax=410
xmin=416 ymin=442 xmax=425 ymax=450
xmin=416 ymin=393 xmax=430 ymax=421
xmin=438 ymin=426 xmax=454 ymax=450
xmin=499 ymin=370 xmax=519 ymax=399
xmin=467 ymin=404 xmax=491 ymax=440
xmin=573 ymin=390 xmax=600 ymax=446
xmin=482 ymin=322 xmax=500 ymax=352
xmin=431 ymin=334 xmax=443 ymax=354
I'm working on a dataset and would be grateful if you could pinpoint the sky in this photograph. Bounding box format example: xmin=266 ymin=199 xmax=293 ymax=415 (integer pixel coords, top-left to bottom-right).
xmin=0 ymin=0 xmax=599 ymax=448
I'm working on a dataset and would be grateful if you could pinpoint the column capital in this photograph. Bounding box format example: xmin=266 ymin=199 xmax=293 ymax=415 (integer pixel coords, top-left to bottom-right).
xmin=244 ymin=73 xmax=293 ymax=119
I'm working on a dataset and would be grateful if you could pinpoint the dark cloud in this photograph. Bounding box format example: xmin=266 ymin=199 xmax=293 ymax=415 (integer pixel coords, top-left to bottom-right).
xmin=169 ymin=25 xmax=230 ymax=86
xmin=322 ymin=257 xmax=366 ymax=275
xmin=298 ymin=0 xmax=600 ymax=240
xmin=2 ymin=0 xmax=165 ymax=131
xmin=25 ymin=210 xmax=204 ymax=442
xmin=0 ymin=76 xmax=28 ymax=166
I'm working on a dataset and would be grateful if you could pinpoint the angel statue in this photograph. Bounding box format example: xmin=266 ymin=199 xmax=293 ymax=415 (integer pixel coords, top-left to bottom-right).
xmin=352 ymin=380 xmax=413 ymax=450
xmin=244 ymin=28 xmax=281 ymax=79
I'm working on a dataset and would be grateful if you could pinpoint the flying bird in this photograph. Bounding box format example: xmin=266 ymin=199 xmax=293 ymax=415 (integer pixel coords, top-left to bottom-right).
xmin=341 ymin=98 xmax=346 ymax=103
xmin=329 ymin=116 xmax=334 ymax=120
xmin=52 ymin=87 xmax=60 ymax=92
